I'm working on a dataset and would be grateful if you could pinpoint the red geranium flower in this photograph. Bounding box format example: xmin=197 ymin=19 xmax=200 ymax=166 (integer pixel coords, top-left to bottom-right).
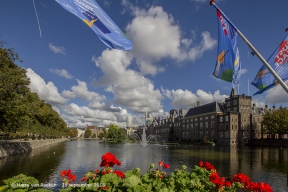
xmin=100 ymin=152 xmax=121 ymax=167
xmin=163 ymin=163 xmax=170 ymax=169
xmin=113 ymin=170 xmax=125 ymax=178
xmin=199 ymin=161 xmax=216 ymax=171
xmin=60 ymin=169 xmax=76 ymax=183
xmin=233 ymin=173 xmax=250 ymax=183
xmin=158 ymin=161 xmax=163 ymax=166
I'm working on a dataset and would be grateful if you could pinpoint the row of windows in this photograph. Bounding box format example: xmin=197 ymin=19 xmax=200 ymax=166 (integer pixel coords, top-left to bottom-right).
xmin=182 ymin=115 xmax=215 ymax=123
xmin=219 ymin=115 xmax=238 ymax=122
xmin=226 ymin=99 xmax=238 ymax=107
xmin=182 ymin=121 xmax=215 ymax=129
xmin=182 ymin=131 xmax=215 ymax=138
xmin=218 ymin=124 xmax=238 ymax=130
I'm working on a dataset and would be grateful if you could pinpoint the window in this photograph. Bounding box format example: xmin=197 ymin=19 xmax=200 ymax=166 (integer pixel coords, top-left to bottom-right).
xmin=211 ymin=131 xmax=214 ymax=138
xmin=233 ymin=107 xmax=238 ymax=112
xmin=195 ymin=118 xmax=198 ymax=122
xmin=225 ymin=124 xmax=229 ymax=130
xmin=225 ymin=131 xmax=229 ymax=138
xmin=200 ymin=117 xmax=203 ymax=121
xmin=211 ymin=115 xmax=214 ymax=119
xmin=205 ymin=116 xmax=208 ymax=120
xmin=233 ymin=99 xmax=238 ymax=105
xmin=211 ymin=121 xmax=214 ymax=128
xmin=200 ymin=122 xmax=203 ymax=129
xmin=200 ymin=131 xmax=203 ymax=138
xmin=191 ymin=124 xmax=193 ymax=129
xmin=205 ymin=122 xmax=208 ymax=129
xmin=219 ymin=132 xmax=223 ymax=138
xmin=227 ymin=101 xmax=230 ymax=107
xmin=220 ymin=116 xmax=223 ymax=122
xmin=225 ymin=116 xmax=229 ymax=122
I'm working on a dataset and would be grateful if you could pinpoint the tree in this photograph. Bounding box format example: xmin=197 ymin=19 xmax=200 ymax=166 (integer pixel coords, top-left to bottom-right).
xmin=99 ymin=129 xmax=108 ymax=141
xmin=66 ymin=128 xmax=78 ymax=138
xmin=107 ymin=124 xmax=125 ymax=142
xmin=84 ymin=128 xmax=92 ymax=138
xmin=262 ymin=107 xmax=288 ymax=138
xmin=0 ymin=47 xmax=30 ymax=133
xmin=0 ymin=43 xmax=68 ymax=137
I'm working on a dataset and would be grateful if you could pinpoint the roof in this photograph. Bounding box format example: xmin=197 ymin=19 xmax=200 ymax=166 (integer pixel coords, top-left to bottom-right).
xmin=185 ymin=101 xmax=224 ymax=117
xmin=87 ymin=125 xmax=97 ymax=129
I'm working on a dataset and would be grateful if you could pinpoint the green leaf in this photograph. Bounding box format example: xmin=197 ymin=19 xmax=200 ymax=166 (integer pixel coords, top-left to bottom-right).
xmin=123 ymin=175 xmax=140 ymax=187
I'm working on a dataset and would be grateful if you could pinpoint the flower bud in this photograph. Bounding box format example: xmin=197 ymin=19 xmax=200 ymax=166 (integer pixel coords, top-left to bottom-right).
xmin=182 ymin=165 xmax=187 ymax=170
xmin=150 ymin=164 xmax=155 ymax=168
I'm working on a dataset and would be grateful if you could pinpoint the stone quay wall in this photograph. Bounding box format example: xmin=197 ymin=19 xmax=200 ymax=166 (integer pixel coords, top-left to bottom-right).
xmin=0 ymin=138 xmax=69 ymax=159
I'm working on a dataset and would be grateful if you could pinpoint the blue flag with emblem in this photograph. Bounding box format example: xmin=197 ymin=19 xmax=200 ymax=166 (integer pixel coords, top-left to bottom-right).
xmin=55 ymin=0 xmax=132 ymax=51
xmin=213 ymin=10 xmax=241 ymax=88
xmin=251 ymin=34 xmax=288 ymax=95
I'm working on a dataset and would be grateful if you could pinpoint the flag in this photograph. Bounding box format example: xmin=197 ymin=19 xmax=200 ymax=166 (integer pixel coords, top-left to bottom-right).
xmin=55 ymin=0 xmax=132 ymax=51
xmin=251 ymin=34 xmax=288 ymax=95
xmin=213 ymin=10 xmax=241 ymax=88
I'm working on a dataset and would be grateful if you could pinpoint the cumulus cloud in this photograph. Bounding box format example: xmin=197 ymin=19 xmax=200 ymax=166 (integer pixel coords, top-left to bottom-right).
xmin=48 ymin=43 xmax=66 ymax=55
xmin=61 ymin=79 xmax=106 ymax=109
xmin=49 ymin=68 xmax=73 ymax=79
xmin=26 ymin=68 xmax=68 ymax=105
xmin=123 ymin=3 xmax=217 ymax=75
xmin=161 ymin=87 xmax=228 ymax=108
xmin=92 ymin=49 xmax=164 ymax=113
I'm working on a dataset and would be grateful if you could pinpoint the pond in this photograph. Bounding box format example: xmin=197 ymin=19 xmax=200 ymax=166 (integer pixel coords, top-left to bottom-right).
xmin=0 ymin=140 xmax=287 ymax=191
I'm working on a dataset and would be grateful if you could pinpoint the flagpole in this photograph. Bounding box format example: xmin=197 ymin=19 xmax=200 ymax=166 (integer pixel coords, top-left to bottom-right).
xmin=210 ymin=0 xmax=288 ymax=94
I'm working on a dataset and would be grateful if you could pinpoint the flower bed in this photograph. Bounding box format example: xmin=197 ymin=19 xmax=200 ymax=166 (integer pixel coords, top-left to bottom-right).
xmin=0 ymin=152 xmax=273 ymax=191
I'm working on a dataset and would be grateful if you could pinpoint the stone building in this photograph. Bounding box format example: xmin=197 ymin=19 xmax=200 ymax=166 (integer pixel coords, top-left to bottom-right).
xmin=86 ymin=125 xmax=103 ymax=138
xmin=146 ymin=90 xmax=284 ymax=146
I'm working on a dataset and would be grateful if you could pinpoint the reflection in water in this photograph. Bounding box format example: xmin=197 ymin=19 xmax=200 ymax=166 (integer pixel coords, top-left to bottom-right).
xmin=0 ymin=140 xmax=287 ymax=191
xmin=0 ymin=142 xmax=66 ymax=185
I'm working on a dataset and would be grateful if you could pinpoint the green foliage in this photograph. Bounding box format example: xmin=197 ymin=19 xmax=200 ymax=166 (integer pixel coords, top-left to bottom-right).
xmin=66 ymin=128 xmax=78 ymax=138
xmin=107 ymin=124 xmax=126 ymax=142
xmin=0 ymin=46 xmax=67 ymax=137
xmin=262 ymin=107 xmax=288 ymax=136
xmin=99 ymin=129 xmax=108 ymax=141
xmin=1 ymin=174 xmax=52 ymax=192
xmin=84 ymin=129 xmax=92 ymax=138
xmin=0 ymin=160 xmax=273 ymax=192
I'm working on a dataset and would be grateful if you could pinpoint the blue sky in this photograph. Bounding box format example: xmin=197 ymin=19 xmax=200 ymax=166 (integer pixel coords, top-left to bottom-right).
xmin=1 ymin=0 xmax=288 ymax=128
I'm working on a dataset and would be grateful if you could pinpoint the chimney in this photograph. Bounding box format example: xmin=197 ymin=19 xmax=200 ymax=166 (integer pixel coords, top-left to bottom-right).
xmin=265 ymin=104 xmax=268 ymax=109
xmin=197 ymin=101 xmax=200 ymax=107
xmin=273 ymin=106 xmax=275 ymax=109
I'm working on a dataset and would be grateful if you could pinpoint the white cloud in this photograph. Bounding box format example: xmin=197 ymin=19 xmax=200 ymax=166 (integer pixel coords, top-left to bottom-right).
xmin=49 ymin=68 xmax=73 ymax=79
xmin=92 ymin=49 xmax=164 ymax=113
xmin=26 ymin=68 xmax=68 ymax=105
xmin=49 ymin=43 xmax=66 ymax=55
xmin=241 ymin=68 xmax=248 ymax=75
xmin=161 ymin=87 xmax=228 ymax=108
xmin=123 ymin=3 xmax=217 ymax=75
xmin=62 ymin=79 xmax=106 ymax=109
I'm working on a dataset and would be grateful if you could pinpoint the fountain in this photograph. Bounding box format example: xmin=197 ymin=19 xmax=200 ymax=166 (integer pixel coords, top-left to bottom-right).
xmin=130 ymin=125 xmax=158 ymax=147
xmin=129 ymin=111 xmax=157 ymax=147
